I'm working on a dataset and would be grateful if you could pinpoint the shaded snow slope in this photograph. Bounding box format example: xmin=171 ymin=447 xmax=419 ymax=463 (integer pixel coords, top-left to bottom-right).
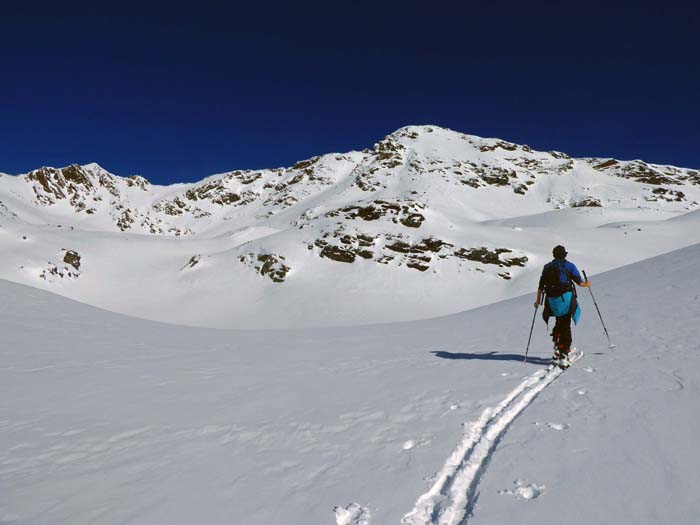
xmin=1 ymin=125 xmax=700 ymax=328
xmin=2 ymin=243 xmax=700 ymax=524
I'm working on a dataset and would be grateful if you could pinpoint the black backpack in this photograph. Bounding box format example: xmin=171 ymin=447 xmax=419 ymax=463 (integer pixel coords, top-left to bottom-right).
xmin=542 ymin=260 xmax=575 ymax=298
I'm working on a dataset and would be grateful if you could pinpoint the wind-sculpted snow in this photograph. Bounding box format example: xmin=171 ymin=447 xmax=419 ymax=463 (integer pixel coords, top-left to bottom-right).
xmin=1 ymin=125 xmax=700 ymax=328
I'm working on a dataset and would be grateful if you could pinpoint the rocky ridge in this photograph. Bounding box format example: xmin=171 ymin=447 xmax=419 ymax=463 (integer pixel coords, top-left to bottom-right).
xmin=6 ymin=126 xmax=698 ymax=241
xmin=1 ymin=125 xmax=699 ymax=313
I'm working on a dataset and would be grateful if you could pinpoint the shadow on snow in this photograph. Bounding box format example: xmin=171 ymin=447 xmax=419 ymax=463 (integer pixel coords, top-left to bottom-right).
xmin=431 ymin=350 xmax=552 ymax=366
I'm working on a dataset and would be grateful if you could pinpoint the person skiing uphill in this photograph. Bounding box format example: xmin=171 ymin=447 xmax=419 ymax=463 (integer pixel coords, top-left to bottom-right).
xmin=534 ymin=245 xmax=591 ymax=368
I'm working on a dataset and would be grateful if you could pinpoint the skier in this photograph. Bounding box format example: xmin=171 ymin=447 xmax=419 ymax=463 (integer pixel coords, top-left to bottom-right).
xmin=534 ymin=245 xmax=591 ymax=367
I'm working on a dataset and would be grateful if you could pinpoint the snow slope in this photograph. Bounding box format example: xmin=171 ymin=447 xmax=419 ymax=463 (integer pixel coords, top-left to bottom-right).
xmin=2 ymin=243 xmax=700 ymax=524
xmin=2 ymin=125 xmax=700 ymax=328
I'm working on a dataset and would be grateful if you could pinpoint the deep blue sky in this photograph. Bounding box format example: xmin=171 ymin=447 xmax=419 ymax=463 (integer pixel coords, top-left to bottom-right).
xmin=2 ymin=2 xmax=698 ymax=184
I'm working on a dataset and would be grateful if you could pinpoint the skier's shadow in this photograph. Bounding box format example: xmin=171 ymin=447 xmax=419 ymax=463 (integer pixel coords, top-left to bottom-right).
xmin=432 ymin=350 xmax=552 ymax=366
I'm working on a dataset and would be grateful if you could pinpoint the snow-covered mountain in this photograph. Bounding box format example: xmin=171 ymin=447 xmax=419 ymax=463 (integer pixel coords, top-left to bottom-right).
xmin=3 ymin=125 xmax=700 ymax=524
xmin=1 ymin=125 xmax=699 ymax=327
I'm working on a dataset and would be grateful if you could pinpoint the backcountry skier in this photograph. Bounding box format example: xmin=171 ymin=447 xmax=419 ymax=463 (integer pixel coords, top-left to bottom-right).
xmin=534 ymin=245 xmax=591 ymax=368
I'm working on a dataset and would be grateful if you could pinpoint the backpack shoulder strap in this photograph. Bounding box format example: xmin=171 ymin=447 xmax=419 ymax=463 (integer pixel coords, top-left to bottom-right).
xmin=562 ymin=261 xmax=576 ymax=296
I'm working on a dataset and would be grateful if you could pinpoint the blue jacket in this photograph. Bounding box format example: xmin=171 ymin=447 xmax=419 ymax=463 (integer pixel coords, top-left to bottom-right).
xmin=540 ymin=259 xmax=583 ymax=325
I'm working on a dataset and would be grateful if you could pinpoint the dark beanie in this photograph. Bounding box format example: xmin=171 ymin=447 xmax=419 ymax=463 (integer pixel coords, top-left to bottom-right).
xmin=553 ymin=245 xmax=567 ymax=259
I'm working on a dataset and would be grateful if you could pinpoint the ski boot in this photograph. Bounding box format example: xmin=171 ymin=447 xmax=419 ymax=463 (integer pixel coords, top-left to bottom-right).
xmin=557 ymin=346 xmax=572 ymax=369
xmin=551 ymin=331 xmax=562 ymax=366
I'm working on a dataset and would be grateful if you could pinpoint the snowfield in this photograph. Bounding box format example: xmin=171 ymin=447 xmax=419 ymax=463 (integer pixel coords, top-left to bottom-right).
xmin=3 ymin=242 xmax=700 ymax=524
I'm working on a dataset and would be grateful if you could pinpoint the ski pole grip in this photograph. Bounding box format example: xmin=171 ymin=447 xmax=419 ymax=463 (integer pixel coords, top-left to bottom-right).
xmin=583 ymin=270 xmax=588 ymax=281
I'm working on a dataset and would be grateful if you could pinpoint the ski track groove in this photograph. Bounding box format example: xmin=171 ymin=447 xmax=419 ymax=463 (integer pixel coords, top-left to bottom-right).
xmin=401 ymin=353 xmax=581 ymax=525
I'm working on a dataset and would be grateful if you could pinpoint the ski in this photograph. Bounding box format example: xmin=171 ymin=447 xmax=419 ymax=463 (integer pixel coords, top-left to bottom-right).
xmin=553 ymin=349 xmax=583 ymax=370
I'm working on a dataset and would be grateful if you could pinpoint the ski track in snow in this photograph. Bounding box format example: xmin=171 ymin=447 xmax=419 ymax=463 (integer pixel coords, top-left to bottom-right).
xmin=401 ymin=353 xmax=581 ymax=525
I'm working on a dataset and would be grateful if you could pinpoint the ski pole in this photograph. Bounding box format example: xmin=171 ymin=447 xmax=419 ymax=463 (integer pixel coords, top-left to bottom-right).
xmin=583 ymin=270 xmax=615 ymax=349
xmin=524 ymin=301 xmax=540 ymax=364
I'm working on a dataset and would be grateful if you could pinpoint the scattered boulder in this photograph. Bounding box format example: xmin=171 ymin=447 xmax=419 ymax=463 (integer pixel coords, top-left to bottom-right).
xmin=622 ymin=166 xmax=678 ymax=185
xmin=184 ymin=180 xmax=257 ymax=206
xmin=327 ymin=199 xmax=426 ymax=228
xmin=182 ymin=255 xmax=201 ymax=270
xmin=353 ymin=138 xmax=407 ymax=191
xmin=310 ymin=225 xmax=529 ymax=276
xmin=116 ymin=209 xmax=135 ymax=231
xmin=479 ymin=140 xmax=518 ymax=152
xmin=601 ymin=160 xmax=684 ymax=185
xmin=62 ymin=250 xmax=81 ymax=270
xmin=126 ymin=175 xmax=149 ymax=190
xmin=459 ymin=162 xmax=528 ymax=194
xmin=407 ymin=259 xmax=430 ymax=272
xmin=319 ymin=244 xmax=356 ymax=263
xmin=239 ymin=253 xmax=291 ymax=282
xmin=310 ymin=230 xmax=460 ymax=272
xmin=648 ymin=187 xmax=685 ymax=202
xmin=453 ymin=247 xmax=528 ymax=267
xmin=480 ymin=169 xmax=516 ymax=187
xmin=40 ymin=261 xmax=80 ymax=281
xmin=231 ymin=171 xmax=263 ymax=184
xmin=593 ymin=159 xmax=619 ymax=170
xmin=571 ymin=197 xmax=602 ymax=208
xmin=372 ymin=137 xmax=405 ymax=167
xmin=155 ymin=197 xmax=188 ymax=216
xmin=549 ymin=151 xmax=571 ymax=160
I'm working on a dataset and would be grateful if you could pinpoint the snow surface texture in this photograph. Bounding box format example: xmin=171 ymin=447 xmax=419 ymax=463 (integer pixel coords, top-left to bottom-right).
xmin=2 ymin=125 xmax=700 ymax=328
xmin=3 ymin=243 xmax=700 ymax=524
xmin=402 ymin=352 xmax=583 ymax=525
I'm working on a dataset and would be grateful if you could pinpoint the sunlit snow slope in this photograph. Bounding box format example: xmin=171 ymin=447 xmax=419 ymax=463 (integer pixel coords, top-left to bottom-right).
xmin=2 ymin=243 xmax=700 ymax=524
xmin=1 ymin=125 xmax=699 ymax=328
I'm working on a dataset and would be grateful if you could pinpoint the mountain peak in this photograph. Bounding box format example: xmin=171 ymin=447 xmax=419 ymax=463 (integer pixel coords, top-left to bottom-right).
xmin=81 ymin=162 xmax=109 ymax=173
xmin=384 ymin=125 xmax=533 ymax=156
xmin=387 ymin=124 xmax=462 ymax=141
